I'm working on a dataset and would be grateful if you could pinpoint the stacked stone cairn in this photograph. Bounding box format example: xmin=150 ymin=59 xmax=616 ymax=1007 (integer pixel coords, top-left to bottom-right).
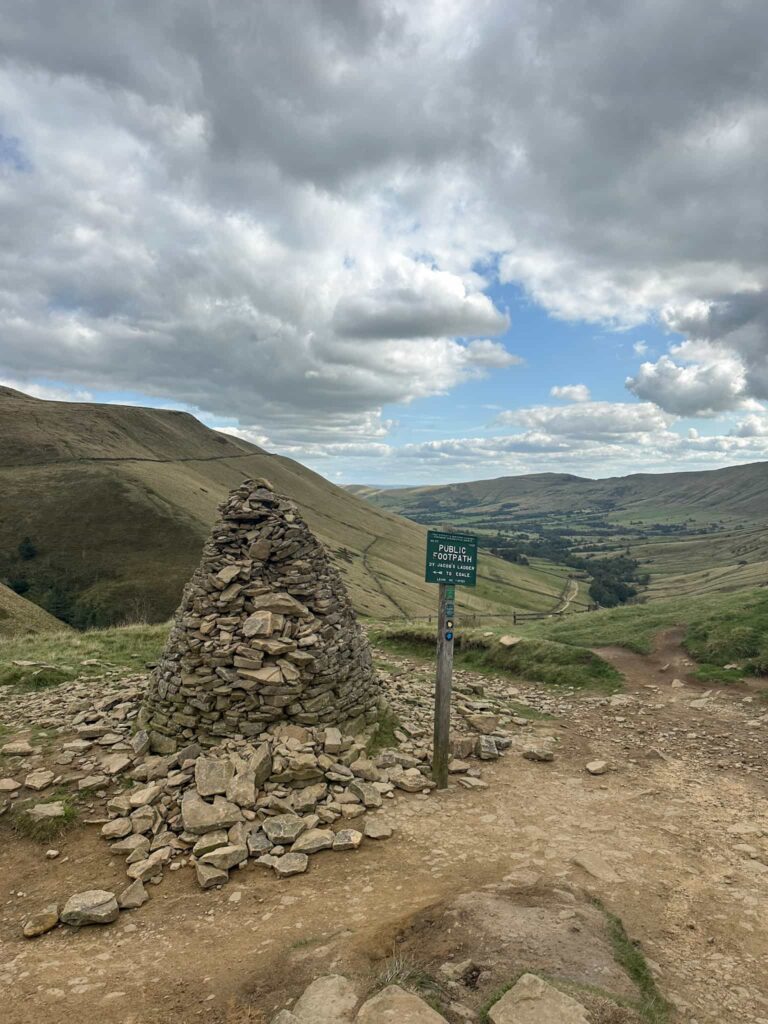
xmin=83 ymin=478 xmax=434 ymax=895
xmin=141 ymin=477 xmax=379 ymax=747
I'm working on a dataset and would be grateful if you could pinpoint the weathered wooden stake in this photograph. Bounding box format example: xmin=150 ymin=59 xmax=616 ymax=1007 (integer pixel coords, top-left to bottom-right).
xmin=432 ymin=582 xmax=454 ymax=789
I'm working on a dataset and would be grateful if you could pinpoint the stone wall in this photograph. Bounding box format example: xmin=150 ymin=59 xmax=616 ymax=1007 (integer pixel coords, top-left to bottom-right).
xmin=141 ymin=478 xmax=379 ymax=750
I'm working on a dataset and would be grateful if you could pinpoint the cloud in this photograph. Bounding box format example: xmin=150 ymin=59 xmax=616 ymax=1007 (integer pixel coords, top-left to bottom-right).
xmin=1 ymin=0 xmax=768 ymax=451
xmin=497 ymin=401 xmax=674 ymax=440
xmin=633 ymin=341 xmax=648 ymax=356
xmin=626 ymin=350 xmax=750 ymax=416
xmin=550 ymin=384 xmax=590 ymax=402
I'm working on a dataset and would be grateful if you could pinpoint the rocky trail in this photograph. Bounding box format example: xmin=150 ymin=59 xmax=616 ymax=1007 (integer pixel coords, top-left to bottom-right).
xmin=1 ymin=635 xmax=767 ymax=1024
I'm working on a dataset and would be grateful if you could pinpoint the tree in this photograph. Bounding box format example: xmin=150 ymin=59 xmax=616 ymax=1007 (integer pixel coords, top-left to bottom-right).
xmin=18 ymin=536 xmax=37 ymax=560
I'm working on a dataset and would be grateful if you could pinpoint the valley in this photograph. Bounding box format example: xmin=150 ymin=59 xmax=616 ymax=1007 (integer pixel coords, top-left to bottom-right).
xmin=352 ymin=464 xmax=768 ymax=603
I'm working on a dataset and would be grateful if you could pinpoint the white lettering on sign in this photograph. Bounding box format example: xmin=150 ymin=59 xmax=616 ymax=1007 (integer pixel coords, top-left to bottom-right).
xmin=436 ymin=544 xmax=472 ymax=563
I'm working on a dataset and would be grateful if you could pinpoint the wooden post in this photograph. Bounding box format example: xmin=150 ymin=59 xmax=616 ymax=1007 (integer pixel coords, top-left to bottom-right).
xmin=432 ymin=582 xmax=454 ymax=789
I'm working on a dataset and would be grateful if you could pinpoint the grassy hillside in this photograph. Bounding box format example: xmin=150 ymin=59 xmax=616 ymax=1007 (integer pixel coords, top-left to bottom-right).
xmin=0 ymin=388 xmax=573 ymax=627
xmin=0 ymin=581 xmax=69 ymax=638
xmin=359 ymin=463 xmax=768 ymax=521
xmin=354 ymin=464 xmax=768 ymax=599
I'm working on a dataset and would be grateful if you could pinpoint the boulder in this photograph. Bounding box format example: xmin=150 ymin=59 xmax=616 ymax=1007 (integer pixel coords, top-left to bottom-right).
xmin=195 ymin=757 xmax=234 ymax=797
xmin=60 ymin=890 xmax=119 ymax=927
xmin=292 ymin=974 xmax=359 ymax=1023
xmin=24 ymin=769 xmax=55 ymax=791
xmin=263 ymin=814 xmax=306 ymax=844
xmin=200 ymin=844 xmax=248 ymax=871
xmin=273 ymin=853 xmax=309 ymax=877
xmin=356 ymin=985 xmax=447 ymax=1023
xmin=487 ymin=973 xmax=589 ymax=1023
xmin=196 ymin=861 xmax=229 ymax=889
xmin=363 ymin=819 xmax=393 ymax=840
xmin=332 ymin=829 xmax=363 ymax=851
xmin=291 ymin=829 xmax=334 ymax=854
xmin=181 ymin=792 xmax=242 ymax=834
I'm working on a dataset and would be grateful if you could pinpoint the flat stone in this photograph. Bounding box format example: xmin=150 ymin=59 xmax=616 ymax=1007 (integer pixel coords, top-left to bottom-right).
xmin=350 ymin=780 xmax=383 ymax=808
xmin=24 ymin=770 xmax=55 ymax=791
xmin=200 ymin=844 xmax=248 ymax=871
xmin=23 ymin=904 xmax=59 ymax=938
xmin=465 ymin=713 xmax=499 ymax=734
xmin=78 ymin=774 xmax=108 ymax=790
xmin=522 ymin=743 xmax=554 ymax=762
xmin=263 ymin=814 xmax=306 ymax=844
xmin=0 ymin=778 xmax=21 ymax=792
xmin=357 ymin=985 xmax=447 ymax=1023
xmin=273 ymin=852 xmax=309 ymax=877
xmin=60 ymin=890 xmax=119 ymax=927
xmin=292 ymin=974 xmax=359 ymax=1023
xmin=126 ymin=848 xmax=171 ymax=881
xmin=1 ymin=740 xmax=35 ymax=756
xmin=332 ymin=829 xmax=363 ymax=851
xmin=181 ymin=792 xmax=242 ymax=834
xmin=192 ymin=829 xmax=230 ymax=857
xmin=195 ymin=757 xmax=234 ymax=797
xmin=363 ymin=819 xmax=392 ymax=840
xmin=585 ymin=760 xmax=609 ymax=776
xmin=499 ymin=635 xmax=523 ymax=647
xmin=101 ymin=817 xmax=133 ymax=839
xmin=110 ymin=834 xmax=150 ymax=854
xmin=447 ymin=760 xmax=471 ymax=774
xmin=571 ymin=852 xmax=622 ymax=883
xmin=196 ymin=861 xmax=229 ymax=889
xmin=26 ymin=801 xmax=66 ymax=821
xmin=271 ymin=1012 xmax=299 ymax=1024
xmin=101 ymin=753 xmax=133 ymax=776
xmin=242 ymin=609 xmax=277 ymax=637
xmin=118 ymin=879 xmax=149 ymax=910
xmin=488 ymin=973 xmax=589 ymax=1023
xmin=291 ymin=828 xmax=334 ymax=854
xmin=129 ymin=783 xmax=164 ymax=807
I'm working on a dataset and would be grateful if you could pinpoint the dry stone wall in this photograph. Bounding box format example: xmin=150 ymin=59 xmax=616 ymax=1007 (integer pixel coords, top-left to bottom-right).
xmin=141 ymin=478 xmax=378 ymax=750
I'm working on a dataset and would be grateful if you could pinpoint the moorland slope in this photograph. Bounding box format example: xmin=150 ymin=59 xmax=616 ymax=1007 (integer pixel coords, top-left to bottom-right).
xmin=0 ymin=388 xmax=572 ymax=626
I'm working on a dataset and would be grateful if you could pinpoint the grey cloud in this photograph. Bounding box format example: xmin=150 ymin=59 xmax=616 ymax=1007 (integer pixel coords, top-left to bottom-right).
xmin=1 ymin=1 xmax=768 ymax=448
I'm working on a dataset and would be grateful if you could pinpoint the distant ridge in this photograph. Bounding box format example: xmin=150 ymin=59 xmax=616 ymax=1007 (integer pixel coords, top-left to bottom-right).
xmin=0 ymin=388 xmax=573 ymax=627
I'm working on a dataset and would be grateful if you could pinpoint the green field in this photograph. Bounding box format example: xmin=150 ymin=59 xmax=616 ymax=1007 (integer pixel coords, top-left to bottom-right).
xmin=352 ymin=464 xmax=768 ymax=602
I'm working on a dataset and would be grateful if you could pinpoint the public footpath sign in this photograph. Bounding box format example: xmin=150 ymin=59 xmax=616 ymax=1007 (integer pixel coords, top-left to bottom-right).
xmin=425 ymin=530 xmax=478 ymax=789
xmin=425 ymin=530 xmax=478 ymax=586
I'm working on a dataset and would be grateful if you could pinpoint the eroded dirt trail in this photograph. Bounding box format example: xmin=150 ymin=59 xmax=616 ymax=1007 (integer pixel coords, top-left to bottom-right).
xmin=1 ymin=641 xmax=767 ymax=1024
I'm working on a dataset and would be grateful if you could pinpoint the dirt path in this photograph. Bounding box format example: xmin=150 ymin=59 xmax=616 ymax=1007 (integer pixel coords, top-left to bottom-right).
xmin=1 ymin=641 xmax=767 ymax=1024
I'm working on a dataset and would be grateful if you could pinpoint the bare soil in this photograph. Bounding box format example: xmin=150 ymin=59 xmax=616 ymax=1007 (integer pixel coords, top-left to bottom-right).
xmin=1 ymin=634 xmax=767 ymax=1024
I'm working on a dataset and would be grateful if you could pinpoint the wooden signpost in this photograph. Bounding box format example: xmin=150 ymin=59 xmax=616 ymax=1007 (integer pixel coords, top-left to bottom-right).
xmin=424 ymin=530 xmax=478 ymax=788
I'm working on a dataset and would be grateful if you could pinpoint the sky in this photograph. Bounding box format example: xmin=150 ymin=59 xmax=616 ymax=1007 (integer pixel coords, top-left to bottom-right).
xmin=1 ymin=0 xmax=767 ymax=485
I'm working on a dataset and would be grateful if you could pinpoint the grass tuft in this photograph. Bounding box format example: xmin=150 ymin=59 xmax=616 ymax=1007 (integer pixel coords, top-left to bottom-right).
xmin=366 ymin=705 xmax=402 ymax=756
xmin=595 ymin=898 xmax=671 ymax=1024
xmin=372 ymin=626 xmax=622 ymax=692
xmin=9 ymin=798 xmax=79 ymax=843
xmin=0 ymin=622 xmax=169 ymax=690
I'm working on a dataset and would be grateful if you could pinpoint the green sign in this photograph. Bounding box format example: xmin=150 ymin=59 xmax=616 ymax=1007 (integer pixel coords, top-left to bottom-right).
xmin=425 ymin=530 xmax=478 ymax=586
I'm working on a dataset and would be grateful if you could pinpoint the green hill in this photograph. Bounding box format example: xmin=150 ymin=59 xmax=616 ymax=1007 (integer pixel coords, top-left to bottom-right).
xmin=0 ymin=388 xmax=574 ymax=627
xmin=354 ymin=463 xmax=768 ymax=599
xmin=0 ymin=580 xmax=69 ymax=638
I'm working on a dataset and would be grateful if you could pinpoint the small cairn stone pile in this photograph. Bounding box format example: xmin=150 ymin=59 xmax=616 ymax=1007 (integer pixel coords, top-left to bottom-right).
xmin=141 ymin=478 xmax=379 ymax=749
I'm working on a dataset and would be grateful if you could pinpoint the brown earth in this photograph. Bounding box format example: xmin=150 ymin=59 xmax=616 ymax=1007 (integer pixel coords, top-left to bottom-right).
xmin=1 ymin=635 xmax=767 ymax=1024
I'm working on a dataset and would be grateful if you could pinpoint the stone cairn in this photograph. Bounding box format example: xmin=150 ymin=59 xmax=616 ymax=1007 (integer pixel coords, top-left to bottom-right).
xmin=141 ymin=477 xmax=379 ymax=749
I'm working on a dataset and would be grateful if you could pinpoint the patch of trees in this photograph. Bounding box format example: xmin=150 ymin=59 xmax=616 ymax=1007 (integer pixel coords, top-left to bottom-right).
xmin=479 ymin=531 xmax=645 ymax=608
